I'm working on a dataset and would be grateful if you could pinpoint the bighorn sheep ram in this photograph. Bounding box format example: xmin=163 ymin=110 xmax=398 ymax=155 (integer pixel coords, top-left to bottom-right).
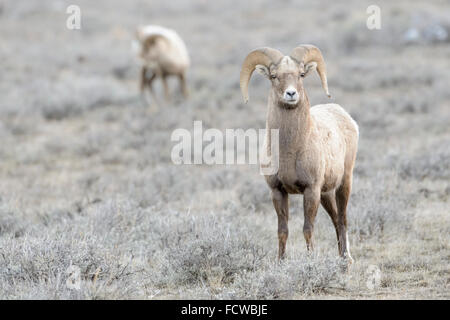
xmin=240 ymin=45 xmax=359 ymax=262
xmin=136 ymin=25 xmax=190 ymax=103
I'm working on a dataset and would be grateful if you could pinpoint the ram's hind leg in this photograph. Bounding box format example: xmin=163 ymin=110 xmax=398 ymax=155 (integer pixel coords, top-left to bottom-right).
xmin=336 ymin=175 xmax=354 ymax=264
xmin=320 ymin=191 xmax=341 ymax=255
xmin=272 ymin=188 xmax=289 ymax=260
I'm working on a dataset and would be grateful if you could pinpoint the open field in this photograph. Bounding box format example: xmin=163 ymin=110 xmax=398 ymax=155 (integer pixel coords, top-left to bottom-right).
xmin=0 ymin=0 xmax=449 ymax=299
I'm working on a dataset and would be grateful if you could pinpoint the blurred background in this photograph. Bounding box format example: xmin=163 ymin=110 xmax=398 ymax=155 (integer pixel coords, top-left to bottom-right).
xmin=0 ymin=0 xmax=448 ymax=299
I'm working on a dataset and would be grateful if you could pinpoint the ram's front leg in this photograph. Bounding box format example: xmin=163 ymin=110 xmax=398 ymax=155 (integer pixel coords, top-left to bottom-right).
xmin=162 ymin=75 xmax=170 ymax=101
xmin=303 ymin=187 xmax=320 ymax=251
xmin=272 ymin=188 xmax=289 ymax=260
xmin=178 ymin=72 xmax=189 ymax=98
xmin=140 ymin=66 xmax=147 ymax=96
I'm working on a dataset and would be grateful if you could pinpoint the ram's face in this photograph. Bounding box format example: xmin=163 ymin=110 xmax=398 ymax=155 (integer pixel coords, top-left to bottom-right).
xmin=256 ymin=56 xmax=317 ymax=107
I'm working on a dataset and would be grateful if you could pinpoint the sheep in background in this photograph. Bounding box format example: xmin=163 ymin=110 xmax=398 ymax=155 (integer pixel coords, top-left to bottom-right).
xmin=240 ymin=45 xmax=359 ymax=263
xmin=135 ymin=25 xmax=190 ymax=105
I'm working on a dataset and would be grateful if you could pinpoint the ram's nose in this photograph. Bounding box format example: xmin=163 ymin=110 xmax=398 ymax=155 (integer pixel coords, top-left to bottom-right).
xmin=286 ymin=90 xmax=296 ymax=98
xmin=283 ymin=86 xmax=298 ymax=102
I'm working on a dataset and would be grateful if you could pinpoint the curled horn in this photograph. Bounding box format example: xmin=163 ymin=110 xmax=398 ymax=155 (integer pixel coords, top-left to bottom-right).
xmin=141 ymin=34 xmax=167 ymax=54
xmin=290 ymin=45 xmax=331 ymax=98
xmin=239 ymin=47 xmax=284 ymax=103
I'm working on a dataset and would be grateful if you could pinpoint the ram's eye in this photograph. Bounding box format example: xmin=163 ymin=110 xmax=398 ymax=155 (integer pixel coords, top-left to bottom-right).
xmin=270 ymin=74 xmax=276 ymax=79
xmin=300 ymin=73 xmax=305 ymax=78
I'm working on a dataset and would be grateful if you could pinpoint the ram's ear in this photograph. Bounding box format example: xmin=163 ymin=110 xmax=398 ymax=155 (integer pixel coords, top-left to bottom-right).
xmin=304 ymin=61 xmax=317 ymax=77
xmin=255 ymin=64 xmax=270 ymax=79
